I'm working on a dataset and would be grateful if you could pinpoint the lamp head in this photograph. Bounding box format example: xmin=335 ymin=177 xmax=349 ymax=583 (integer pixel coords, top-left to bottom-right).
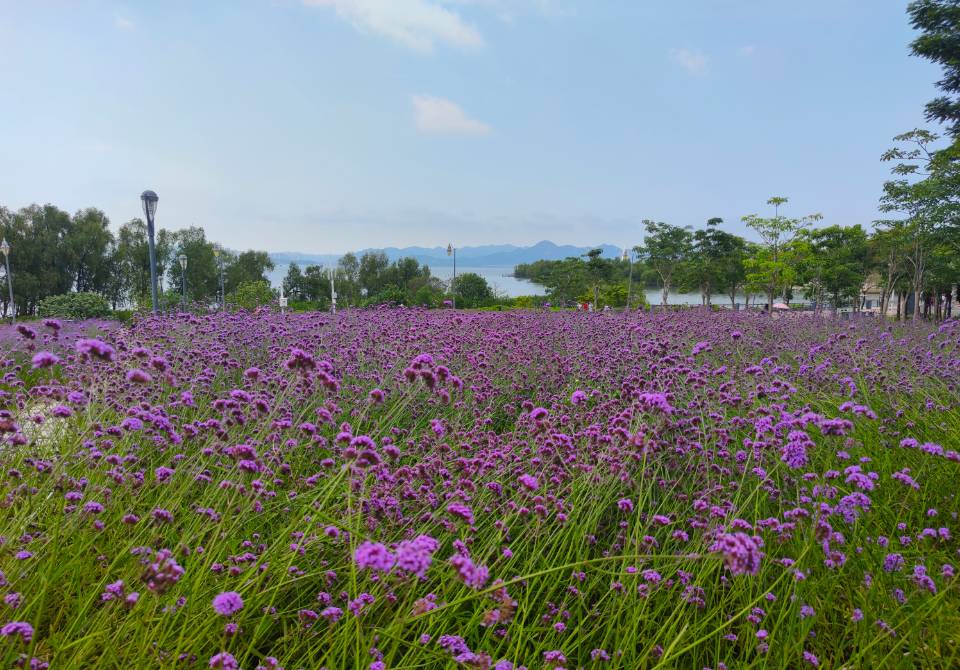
xmin=179 ymin=254 xmax=188 ymax=270
xmin=140 ymin=190 xmax=158 ymax=220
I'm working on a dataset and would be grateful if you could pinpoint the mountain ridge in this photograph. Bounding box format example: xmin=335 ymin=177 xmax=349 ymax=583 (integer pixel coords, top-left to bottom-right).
xmin=270 ymin=240 xmax=623 ymax=268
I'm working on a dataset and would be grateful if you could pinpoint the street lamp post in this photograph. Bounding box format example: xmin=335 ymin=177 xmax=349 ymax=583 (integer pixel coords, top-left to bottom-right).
xmin=447 ymin=243 xmax=456 ymax=308
xmin=329 ymin=269 xmax=337 ymax=314
xmin=622 ymin=247 xmax=634 ymax=312
xmin=178 ymin=254 xmax=188 ymax=310
xmin=140 ymin=190 xmax=160 ymax=314
xmin=213 ymin=246 xmax=225 ymax=311
xmin=0 ymin=239 xmax=13 ymax=324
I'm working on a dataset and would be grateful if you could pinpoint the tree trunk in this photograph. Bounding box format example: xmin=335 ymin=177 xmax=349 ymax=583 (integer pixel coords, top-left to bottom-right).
xmin=880 ymin=266 xmax=895 ymax=318
xmin=912 ymin=246 xmax=924 ymax=320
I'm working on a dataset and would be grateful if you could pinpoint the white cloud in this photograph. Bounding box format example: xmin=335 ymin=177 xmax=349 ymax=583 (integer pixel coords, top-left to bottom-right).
xmin=439 ymin=0 xmax=574 ymax=22
xmin=668 ymin=47 xmax=708 ymax=76
xmin=114 ymin=16 xmax=135 ymax=31
xmin=304 ymin=0 xmax=483 ymax=52
xmin=738 ymin=45 xmax=756 ymax=57
xmin=412 ymin=95 xmax=491 ymax=135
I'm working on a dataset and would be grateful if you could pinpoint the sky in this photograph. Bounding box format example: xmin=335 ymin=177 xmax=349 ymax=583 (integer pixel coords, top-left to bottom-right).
xmin=0 ymin=0 xmax=946 ymax=254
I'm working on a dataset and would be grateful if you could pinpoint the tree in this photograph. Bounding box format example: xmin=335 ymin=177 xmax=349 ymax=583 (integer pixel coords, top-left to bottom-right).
xmin=337 ymin=252 xmax=361 ymax=306
xmin=302 ymin=265 xmax=331 ymax=303
xmin=225 ymin=250 xmax=274 ymax=294
xmin=114 ymin=219 xmax=152 ymax=307
xmin=637 ymin=220 xmax=692 ymax=307
xmin=742 ymin=197 xmax=822 ymax=311
xmin=283 ymin=263 xmax=306 ymax=301
xmin=596 ymin=282 xmax=628 ymax=308
xmin=65 ymin=208 xmax=115 ymax=294
xmin=717 ymin=235 xmax=749 ymax=309
xmin=581 ymin=248 xmax=612 ymax=310
xmin=868 ymin=226 xmax=908 ymax=317
xmin=412 ymin=285 xmax=439 ymax=307
xmin=231 ymin=280 xmax=275 ymax=310
xmin=685 ymin=217 xmax=745 ymax=307
xmin=358 ymin=252 xmax=390 ymax=295
xmin=797 ymin=225 xmax=870 ymax=312
xmin=0 ymin=200 xmax=280 ymax=313
xmin=167 ymin=226 xmax=219 ymax=303
xmin=452 ymin=272 xmax=494 ymax=308
xmin=878 ymin=130 xmax=960 ymax=318
xmin=1 ymin=205 xmax=75 ymax=316
xmin=540 ymin=257 xmax=589 ymax=306
xmin=924 ymin=238 xmax=959 ymax=318
xmin=908 ymin=0 xmax=960 ymax=136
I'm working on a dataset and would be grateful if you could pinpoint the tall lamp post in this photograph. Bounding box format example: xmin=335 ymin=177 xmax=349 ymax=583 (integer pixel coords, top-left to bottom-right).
xmin=621 ymin=247 xmax=635 ymax=312
xmin=329 ymin=268 xmax=337 ymax=314
xmin=213 ymin=246 xmax=225 ymax=311
xmin=447 ymin=243 xmax=456 ymax=308
xmin=0 ymin=239 xmax=13 ymax=324
xmin=178 ymin=254 xmax=187 ymax=310
xmin=140 ymin=190 xmax=159 ymax=314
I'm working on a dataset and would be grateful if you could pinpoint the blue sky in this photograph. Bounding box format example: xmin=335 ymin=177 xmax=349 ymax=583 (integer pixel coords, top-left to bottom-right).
xmin=0 ymin=1 xmax=944 ymax=253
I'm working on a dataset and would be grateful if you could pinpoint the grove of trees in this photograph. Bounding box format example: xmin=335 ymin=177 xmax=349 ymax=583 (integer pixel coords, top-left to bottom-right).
xmin=281 ymin=252 xmax=454 ymax=309
xmin=0 ymin=202 xmax=507 ymax=316
xmin=0 ymin=204 xmax=275 ymax=316
xmin=515 ymin=193 xmax=959 ymax=319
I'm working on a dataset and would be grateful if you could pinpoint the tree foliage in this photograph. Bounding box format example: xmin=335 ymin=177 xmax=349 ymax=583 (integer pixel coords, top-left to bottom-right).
xmin=797 ymin=225 xmax=871 ymax=311
xmin=0 ymin=202 xmax=279 ymax=316
xmin=452 ymin=272 xmax=495 ymax=308
xmin=742 ymin=197 xmax=823 ymax=311
xmin=909 ymin=0 xmax=960 ymax=135
xmin=283 ymin=253 xmax=444 ymax=308
xmin=231 ymin=280 xmax=275 ymax=311
xmin=37 ymin=292 xmax=112 ymax=319
xmin=878 ymin=130 xmax=960 ymax=318
xmin=637 ymin=220 xmax=693 ymax=307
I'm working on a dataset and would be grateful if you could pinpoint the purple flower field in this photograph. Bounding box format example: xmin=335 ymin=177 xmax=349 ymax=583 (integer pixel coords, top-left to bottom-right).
xmin=0 ymin=310 xmax=958 ymax=669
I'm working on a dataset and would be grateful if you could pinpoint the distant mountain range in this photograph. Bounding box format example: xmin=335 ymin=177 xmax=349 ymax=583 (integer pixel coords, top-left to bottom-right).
xmin=270 ymin=240 xmax=622 ymax=269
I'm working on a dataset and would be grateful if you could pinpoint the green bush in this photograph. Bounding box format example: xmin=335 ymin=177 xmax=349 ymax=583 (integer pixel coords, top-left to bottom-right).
xmin=365 ymin=286 xmax=408 ymax=306
xmin=451 ymin=273 xmax=495 ymax=308
xmin=288 ymin=299 xmax=326 ymax=312
xmin=230 ymin=280 xmax=275 ymax=311
xmin=37 ymin=292 xmax=111 ymax=319
xmin=511 ymin=295 xmax=539 ymax=309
